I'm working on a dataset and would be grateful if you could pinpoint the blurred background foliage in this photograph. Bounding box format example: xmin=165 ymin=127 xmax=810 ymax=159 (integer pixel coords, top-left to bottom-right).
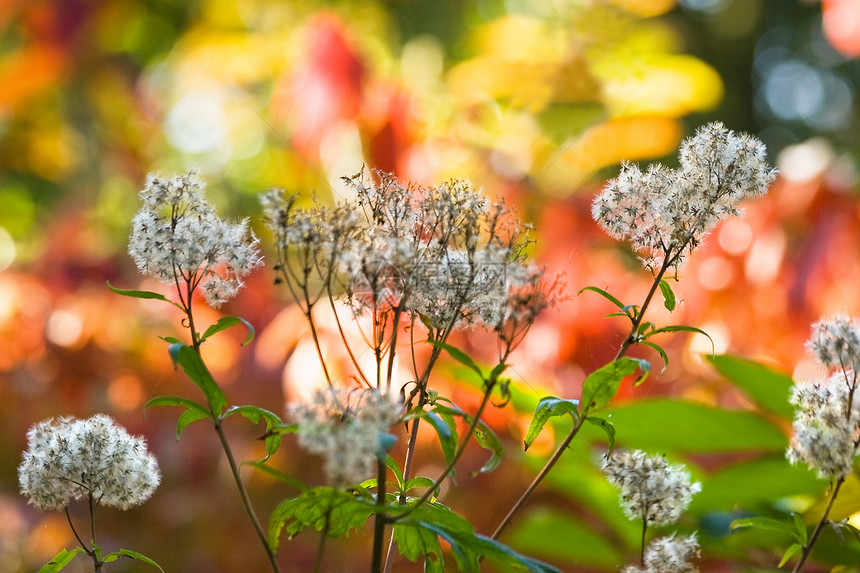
xmin=1 ymin=0 xmax=860 ymax=571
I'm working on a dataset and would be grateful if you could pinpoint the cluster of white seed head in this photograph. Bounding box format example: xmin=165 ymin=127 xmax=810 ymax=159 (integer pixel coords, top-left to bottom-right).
xmin=290 ymin=387 xmax=403 ymax=488
xmin=593 ymin=122 xmax=776 ymax=271
xmin=602 ymin=450 xmax=701 ymax=526
xmin=622 ymin=533 xmax=700 ymax=573
xmin=788 ymin=315 xmax=860 ymax=478
xmin=18 ymin=415 xmax=161 ymax=511
xmin=129 ymin=170 xmax=262 ymax=307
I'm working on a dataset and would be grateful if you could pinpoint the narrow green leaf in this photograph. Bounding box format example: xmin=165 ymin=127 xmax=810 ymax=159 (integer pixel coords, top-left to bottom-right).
xmin=248 ymin=460 xmax=309 ymax=491
xmin=405 ymin=476 xmax=436 ymax=492
xmin=578 ymin=286 xmax=625 ymax=310
xmin=523 ymin=397 xmax=579 ymax=451
xmin=223 ymin=405 xmax=283 ymax=457
xmin=730 ymin=516 xmax=798 ymax=539
xmin=488 ymin=361 xmax=509 ymax=384
xmin=659 ymin=279 xmax=676 ymax=311
xmin=106 ymin=281 xmax=184 ymax=311
xmin=200 ymin=316 xmax=255 ymax=346
xmin=585 ymin=417 xmax=615 ymax=455
xmin=644 ymin=325 xmax=714 ymax=355
xmin=420 ymin=409 xmax=458 ymax=467
xmin=581 ymin=358 xmax=640 ymax=412
xmin=39 ymin=548 xmax=85 ymax=573
xmin=169 ymin=343 xmax=228 ymax=415
xmin=779 ymin=543 xmax=803 ymax=568
xmin=426 ymin=339 xmax=483 ymax=378
xmin=107 ymin=550 xmax=165 ymax=572
xmin=641 ymin=340 xmax=669 ymax=370
xmin=792 ymin=512 xmax=808 ymax=545
xmin=144 ymin=396 xmax=213 ymax=440
xmin=386 ymin=456 xmax=406 ymax=492
xmin=472 ymin=421 xmax=505 ymax=476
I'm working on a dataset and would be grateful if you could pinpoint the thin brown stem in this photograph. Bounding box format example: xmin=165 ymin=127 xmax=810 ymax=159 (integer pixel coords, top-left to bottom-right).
xmin=371 ymin=458 xmax=388 ymax=573
xmin=792 ymin=476 xmax=845 ymax=573
xmin=492 ymin=249 xmax=677 ymax=540
xmin=214 ymin=420 xmax=282 ymax=573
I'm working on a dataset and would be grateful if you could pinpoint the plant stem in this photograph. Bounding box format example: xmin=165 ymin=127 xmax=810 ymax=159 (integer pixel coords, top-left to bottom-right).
xmin=491 ymin=250 xmax=676 ymax=540
xmin=792 ymin=476 xmax=845 ymax=573
xmin=371 ymin=458 xmax=388 ymax=573
xmin=213 ymin=420 xmax=282 ymax=573
xmin=640 ymin=519 xmax=648 ymax=567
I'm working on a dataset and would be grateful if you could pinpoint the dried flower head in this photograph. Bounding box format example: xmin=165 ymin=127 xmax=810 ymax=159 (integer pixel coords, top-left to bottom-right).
xmin=624 ymin=533 xmax=700 ymax=573
xmin=19 ymin=415 xmax=161 ymax=511
xmin=602 ymin=450 xmax=701 ymax=526
xmin=129 ymin=170 xmax=262 ymax=308
xmin=290 ymin=387 xmax=403 ymax=488
xmin=262 ymin=171 xmax=558 ymax=351
xmin=806 ymin=315 xmax=860 ymax=373
xmin=593 ymin=122 xmax=776 ymax=271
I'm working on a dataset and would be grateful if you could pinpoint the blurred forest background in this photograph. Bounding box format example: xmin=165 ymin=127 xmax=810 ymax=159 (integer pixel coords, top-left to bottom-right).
xmin=1 ymin=0 xmax=860 ymax=571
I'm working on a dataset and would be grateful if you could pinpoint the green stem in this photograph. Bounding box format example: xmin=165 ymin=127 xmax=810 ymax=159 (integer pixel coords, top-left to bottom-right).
xmin=640 ymin=519 xmax=648 ymax=568
xmin=371 ymin=458 xmax=388 ymax=573
xmin=792 ymin=476 xmax=845 ymax=573
xmin=491 ymin=249 xmax=677 ymax=540
xmin=213 ymin=420 xmax=282 ymax=573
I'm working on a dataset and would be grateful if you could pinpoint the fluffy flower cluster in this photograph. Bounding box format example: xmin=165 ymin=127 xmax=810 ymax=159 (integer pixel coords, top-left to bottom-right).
xmin=602 ymin=450 xmax=701 ymax=526
xmin=593 ymin=122 xmax=776 ymax=270
xmin=290 ymin=387 xmax=403 ymax=488
xmin=129 ymin=171 xmax=262 ymax=307
xmin=788 ymin=316 xmax=860 ymax=478
xmin=622 ymin=533 xmax=700 ymax=573
xmin=19 ymin=415 xmax=161 ymax=511
xmin=261 ymin=171 xmax=556 ymax=348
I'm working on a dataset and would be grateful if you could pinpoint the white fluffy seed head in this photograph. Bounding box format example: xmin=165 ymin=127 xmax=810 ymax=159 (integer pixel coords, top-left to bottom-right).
xmin=18 ymin=415 xmax=161 ymax=511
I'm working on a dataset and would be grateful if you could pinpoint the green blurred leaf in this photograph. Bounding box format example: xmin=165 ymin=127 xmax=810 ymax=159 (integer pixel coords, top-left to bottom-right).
xmin=581 ymin=358 xmax=641 ymax=411
xmin=644 ymin=325 xmax=714 ymax=355
xmin=104 ymin=549 xmax=164 ymax=571
xmin=658 ymin=279 xmax=676 ymax=311
xmin=473 ymin=421 xmax=505 ymax=476
xmin=419 ymin=409 xmax=458 ymax=468
xmin=523 ymin=396 xmax=580 ymax=451
xmin=427 ymin=339 xmax=483 ymax=379
xmin=690 ymin=455 xmax=823 ymax=515
xmin=590 ymin=399 xmax=787 ymax=452
xmin=507 ymin=507 xmax=622 ymax=568
xmin=106 ymin=281 xmax=184 ymax=311
xmin=393 ymin=518 xmax=445 ymax=573
xmin=200 ymin=316 xmax=255 ymax=346
xmin=779 ymin=543 xmax=802 ymax=568
xmin=223 ymin=405 xmax=283 ymax=457
xmin=578 ymin=285 xmax=626 ymax=312
xmin=145 ymin=396 xmax=212 ymax=440
xmin=730 ymin=516 xmax=798 ymax=540
xmin=248 ymin=461 xmax=309 ymax=492
xmin=39 ymin=548 xmax=85 ymax=573
xmin=708 ymin=355 xmax=795 ymax=420
xmin=168 ymin=343 xmax=228 ymax=415
xmin=641 ymin=340 xmax=669 ymax=370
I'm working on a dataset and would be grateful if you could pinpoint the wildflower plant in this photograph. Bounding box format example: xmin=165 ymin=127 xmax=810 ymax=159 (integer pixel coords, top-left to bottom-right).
xmin=733 ymin=315 xmax=860 ymax=571
xmin=18 ymin=415 xmax=163 ymax=571
xmin=20 ymin=120 xmax=783 ymax=572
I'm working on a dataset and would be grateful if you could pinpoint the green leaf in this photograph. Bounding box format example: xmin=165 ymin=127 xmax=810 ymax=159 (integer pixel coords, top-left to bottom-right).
xmin=104 ymin=550 xmax=165 ymax=572
xmin=200 ymin=316 xmax=255 ymax=346
xmin=39 ymin=548 xmax=86 ymax=573
xmin=577 ymin=285 xmax=625 ymax=311
xmin=386 ymin=456 xmax=406 ymax=492
xmin=523 ymin=397 xmax=580 ymax=451
xmin=427 ymin=339 xmax=483 ymax=378
xmin=707 ymin=355 xmax=795 ymax=420
xmin=168 ymin=343 xmax=228 ymax=415
xmin=792 ymin=512 xmax=808 ymax=545
xmin=223 ymin=405 xmax=284 ymax=458
xmin=730 ymin=516 xmax=798 ymax=539
xmin=404 ymin=476 xmax=436 ymax=492
xmin=106 ymin=281 xmax=184 ymax=311
xmin=585 ymin=416 xmax=615 ymax=455
xmin=659 ymin=279 xmax=676 ymax=311
xmin=145 ymin=396 xmax=213 ymax=440
xmin=393 ymin=520 xmax=445 ymax=573
xmin=268 ymin=488 xmax=374 ymax=552
xmin=419 ymin=409 xmax=458 ymax=468
xmin=581 ymin=358 xmax=641 ymax=412
xmin=779 ymin=543 xmax=802 ymax=568
xmin=644 ymin=325 xmax=714 ymax=355
xmin=587 ymin=399 xmax=787 ymax=453
xmin=248 ymin=460 xmax=309 ymax=492
xmin=641 ymin=340 xmax=669 ymax=370
xmin=472 ymin=421 xmax=505 ymax=476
